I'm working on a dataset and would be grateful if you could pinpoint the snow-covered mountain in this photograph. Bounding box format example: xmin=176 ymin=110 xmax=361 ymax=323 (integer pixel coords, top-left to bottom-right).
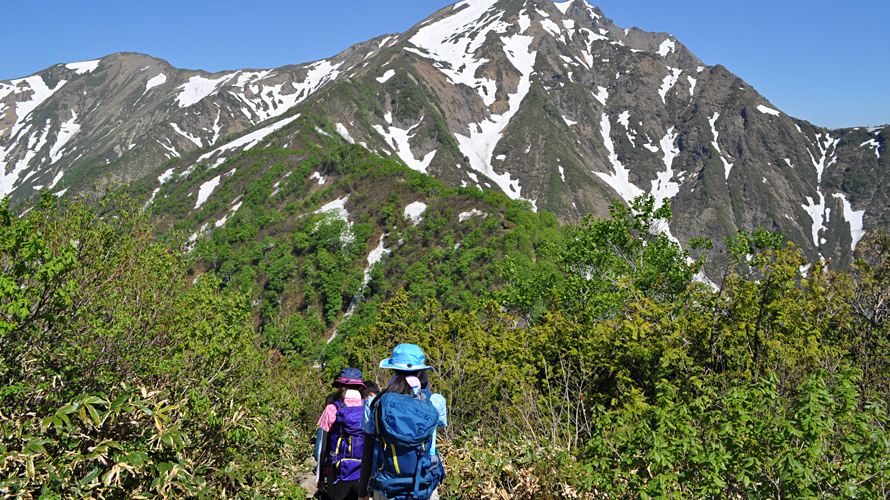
xmin=1 ymin=0 xmax=886 ymax=266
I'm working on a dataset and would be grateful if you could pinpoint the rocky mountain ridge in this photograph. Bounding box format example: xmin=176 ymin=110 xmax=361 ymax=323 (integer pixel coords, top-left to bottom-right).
xmin=1 ymin=0 xmax=886 ymax=267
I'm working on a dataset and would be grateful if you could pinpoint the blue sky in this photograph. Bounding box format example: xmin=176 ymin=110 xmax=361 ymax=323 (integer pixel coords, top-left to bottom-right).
xmin=3 ymin=0 xmax=887 ymax=129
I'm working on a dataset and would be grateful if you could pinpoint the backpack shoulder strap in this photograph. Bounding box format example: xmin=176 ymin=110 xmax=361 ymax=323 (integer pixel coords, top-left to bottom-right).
xmin=369 ymin=396 xmax=383 ymax=477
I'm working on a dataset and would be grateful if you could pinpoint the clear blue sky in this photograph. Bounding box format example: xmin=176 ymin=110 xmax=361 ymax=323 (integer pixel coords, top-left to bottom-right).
xmin=3 ymin=0 xmax=887 ymax=129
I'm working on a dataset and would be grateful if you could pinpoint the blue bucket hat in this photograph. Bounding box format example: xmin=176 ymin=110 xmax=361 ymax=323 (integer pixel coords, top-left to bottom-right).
xmin=333 ymin=367 xmax=366 ymax=387
xmin=379 ymin=343 xmax=434 ymax=371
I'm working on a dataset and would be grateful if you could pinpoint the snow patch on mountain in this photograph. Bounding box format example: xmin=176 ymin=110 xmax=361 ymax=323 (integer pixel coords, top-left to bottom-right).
xmin=215 ymin=201 xmax=243 ymax=228
xmin=210 ymin=109 xmax=222 ymax=145
xmin=336 ymin=123 xmax=355 ymax=144
xmin=708 ymin=112 xmax=734 ymax=180
xmin=157 ymin=138 xmax=179 ymax=159
xmin=404 ymin=201 xmax=427 ymax=225
xmin=831 ymin=193 xmax=866 ymax=251
xmin=540 ymin=18 xmax=565 ymax=42
xmin=650 ymin=127 xmax=682 ymax=216
xmin=233 ymin=71 xmax=272 ymax=88
xmin=48 ymin=170 xmax=64 ymax=190
xmin=757 ymin=104 xmax=780 ymax=116
xmin=459 ymin=208 xmax=486 ymax=222
xmin=49 ymin=111 xmax=80 ymax=164
xmin=409 ymin=0 xmax=511 ymax=108
xmin=657 ymin=39 xmax=675 ymax=57
xmin=144 ymin=73 xmax=167 ymax=94
xmin=596 ymin=112 xmax=643 ymax=203
xmin=373 ymin=118 xmax=436 ymax=174
xmin=618 ymin=111 xmax=630 ymax=129
xmin=198 ymin=114 xmax=295 ymax=163
xmin=709 ymin=113 xmax=722 ymax=153
xmin=593 ymin=86 xmax=608 ymax=106
xmin=310 ymin=172 xmax=326 ymax=185
xmin=158 ymin=168 xmax=175 ymax=184
xmin=65 ymin=60 xmax=101 ymax=74
xmin=687 ymin=76 xmax=696 ymax=96
xmin=195 ymin=175 xmax=221 ymax=209
xmin=363 ymin=233 xmax=391 ymax=286
xmin=377 ymin=69 xmax=396 ymax=83
xmin=554 ymin=0 xmax=573 ymax=14
xmin=177 ymin=74 xmax=235 ymax=108
xmin=860 ymin=138 xmax=881 ymax=158
xmin=7 ymin=75 xmax=68 ymax=138
xmin=314 ymin=196 xmax=353 ymax=243
xmin=170 ymin=123 xmax=203 ymax=148
xmin=438 ymin=8 xmax=536 ymax=201
xmin=802 ymin=193 xmax=827 ymax=247
xmin=721 ymin=157 xmax=734 ymax=181
xmin=658 ymin=67 xmax=682 ymax=103
xmin=617 ymin=110 xmax=636 ymax=145
xmin=808 ymin=133 xmax=839 ymax=183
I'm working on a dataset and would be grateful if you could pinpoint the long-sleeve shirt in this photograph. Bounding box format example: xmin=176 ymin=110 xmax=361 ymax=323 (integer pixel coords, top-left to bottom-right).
xmin=358 ymin=389 xmax=447 ymax=497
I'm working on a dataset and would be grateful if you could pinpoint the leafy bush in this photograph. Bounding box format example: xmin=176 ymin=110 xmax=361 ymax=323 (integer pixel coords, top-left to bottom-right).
xmin=0 ymin=193 xmax=316 ymax=497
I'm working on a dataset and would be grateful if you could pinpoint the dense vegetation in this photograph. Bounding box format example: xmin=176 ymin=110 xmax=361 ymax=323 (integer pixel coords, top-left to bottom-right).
xmin=2 ymin=167 xmax=889 ymax=497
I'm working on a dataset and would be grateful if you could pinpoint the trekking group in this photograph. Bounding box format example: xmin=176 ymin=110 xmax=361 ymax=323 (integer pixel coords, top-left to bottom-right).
xmin=314 ymin=343 xmax=447 ymax=500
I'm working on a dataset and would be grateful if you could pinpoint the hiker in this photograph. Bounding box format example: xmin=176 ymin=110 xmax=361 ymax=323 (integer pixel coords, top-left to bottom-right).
xmin=362 ymin=380 xmax=380 ymax=399
xmin=316 ymin=367 xmax=367 ymax=500
xmin=358 ymin=344 xmax=447 ymax=500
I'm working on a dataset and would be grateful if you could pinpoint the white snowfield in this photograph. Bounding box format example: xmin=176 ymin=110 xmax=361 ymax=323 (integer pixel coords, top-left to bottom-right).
xmin=377 ymin=69 xmax=396 ymax=83
xmin=373 ymin=113 xmax=437 ymax=174
xmin=197 ymin=114 xmax=296 ymax=164
xmin=756 ymin=104 xmax=781 ymax=116
xmin=144 ymin=73 xmax=167 ymax=95
xmin=406 ymin=0 xmax=540 ymax=202
xmin=65 ymin=60 xmax=101 ymax=75
xmin=596 ymin=112 xmax=643 ymax=204
xmin=0 ymin=75 xmax=70 ymax=198
xmin=860 ymin=138 xmax=881 ymax=159
xmin=404 ymin=201 xmax=427 ymax=225
xmin=458 ymin=208 xmax=486 ymax=222
xmin=657 ymin=39 xmax=676 ymax=57
xmin=174 ymin=61 xmax=342 ymax=124
xmin=658 ymin=67 xmax=683 ymax=103
xmin=363 ymin=233 xmax=391 ymax=286
xmin=194 ymin=175 xmax=221 ymax=209
xmin=832 ymin=193 xmax=866 ymax=251
xmin=336 ymin=123 xmax=355 ymax=144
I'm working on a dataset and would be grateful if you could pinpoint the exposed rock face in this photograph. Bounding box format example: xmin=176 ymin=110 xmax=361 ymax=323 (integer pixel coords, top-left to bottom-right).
xmin=1 ymin=0 xmax=885 ymax=267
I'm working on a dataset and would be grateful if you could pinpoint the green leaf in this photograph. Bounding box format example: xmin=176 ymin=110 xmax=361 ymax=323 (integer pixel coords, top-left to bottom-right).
xmin=56 ymin=404 xmax=79 ymax=416
xmin=79 ymin=467 xmax=100 ymax=486
xmin=25 ymin=438 xmax=53 ymax=454
xmin=86 ymin=404 xmax=102 ymax=426
xmin=110 ymin=395 xmax=128 ymax=411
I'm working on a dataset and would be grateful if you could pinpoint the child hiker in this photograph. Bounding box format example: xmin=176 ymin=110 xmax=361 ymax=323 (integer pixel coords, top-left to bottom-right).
xmin=316 ymin=367 xmax=367 ymax=500
xmin=358 ymin=344 xmax=447 ymax=500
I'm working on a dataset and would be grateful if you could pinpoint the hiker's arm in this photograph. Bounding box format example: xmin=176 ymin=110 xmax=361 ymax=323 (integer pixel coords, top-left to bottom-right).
xmin=316 ymin=429 xmax=329 ymax=489
xmin=430 ymin=393 xmax=448 ymax=427
xmin=358 ymin=431 xmax=375 ymax=498
xmin=361 ymin=396 xmax=376 ymax=434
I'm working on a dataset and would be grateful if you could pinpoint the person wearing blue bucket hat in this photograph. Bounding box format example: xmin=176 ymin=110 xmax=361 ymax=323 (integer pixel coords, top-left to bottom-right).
xmin=358 ymin=344 xmax=447 ymax=500
xmin=378 ymin=343 xmax=435 ymax=371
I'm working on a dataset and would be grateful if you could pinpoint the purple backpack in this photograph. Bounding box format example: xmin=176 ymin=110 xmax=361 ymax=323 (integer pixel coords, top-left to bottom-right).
xmin=329 ymin=401 xmax=364 ymax=482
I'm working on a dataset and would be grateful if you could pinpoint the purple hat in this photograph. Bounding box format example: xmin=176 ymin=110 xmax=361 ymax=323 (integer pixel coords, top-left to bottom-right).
xmin=379 ymin=343 xmax=434 ymax=371
xmin=333 ymin=367 xmax=366 ymax=388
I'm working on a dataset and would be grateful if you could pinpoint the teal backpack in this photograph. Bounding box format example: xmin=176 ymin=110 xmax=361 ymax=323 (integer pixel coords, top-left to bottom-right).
xmin=369 ymin=391 xmax=445 ymax=499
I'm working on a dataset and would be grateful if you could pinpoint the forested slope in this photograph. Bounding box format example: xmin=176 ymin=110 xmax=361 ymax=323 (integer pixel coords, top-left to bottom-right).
xmin=2 ymin=170 xmax=889 ymax=497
